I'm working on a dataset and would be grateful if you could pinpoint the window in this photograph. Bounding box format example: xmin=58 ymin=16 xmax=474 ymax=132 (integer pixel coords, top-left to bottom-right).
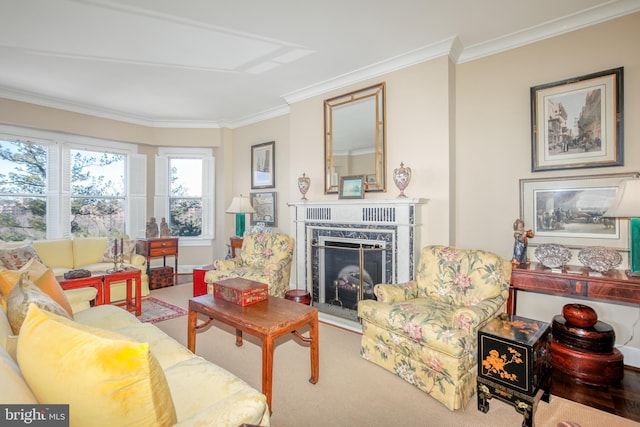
xmin=169 ymin=158 xmax=202 ymax=236
xmin=156 ymin=148 xmax=214 ymax=241
xmin=0 ymin=125 xmax=146 ymax=241
xmin=0 ymin=139 xmax=48 ymax=241
xmin=70 ymin=148 xmax=126 ymax=237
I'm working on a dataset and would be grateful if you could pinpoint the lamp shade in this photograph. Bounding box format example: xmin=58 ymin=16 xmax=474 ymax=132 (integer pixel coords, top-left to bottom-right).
xmin=604 ymin=179 xmax=640 ymax=218
xmin=226 ymin=196 xmax=255 ymax=214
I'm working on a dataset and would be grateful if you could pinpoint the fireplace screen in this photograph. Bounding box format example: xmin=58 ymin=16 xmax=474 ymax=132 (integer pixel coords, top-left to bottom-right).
xmin=313 ymin=239 xmax=385 ymax=321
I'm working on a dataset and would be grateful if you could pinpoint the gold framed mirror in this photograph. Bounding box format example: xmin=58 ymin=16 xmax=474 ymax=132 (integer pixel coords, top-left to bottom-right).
xmin=324 ymin=82 xmax=386 ymax=194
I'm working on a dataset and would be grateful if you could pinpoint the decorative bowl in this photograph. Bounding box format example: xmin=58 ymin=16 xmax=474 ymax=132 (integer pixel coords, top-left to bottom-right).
xmin=577 ymin=246 xmax=622 ymax=273
xmin=534 ymin=244 xmax=572 ymax=269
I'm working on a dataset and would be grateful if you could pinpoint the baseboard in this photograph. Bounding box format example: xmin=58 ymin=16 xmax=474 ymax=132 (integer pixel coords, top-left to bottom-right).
xmin=619 ymin=345 xmax=640 ymax=368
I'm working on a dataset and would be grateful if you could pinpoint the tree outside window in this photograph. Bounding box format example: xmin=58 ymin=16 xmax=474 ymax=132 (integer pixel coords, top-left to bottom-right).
xmin=0 ymin=140 xmax=47 ymax=241
xmin=169 ymin=158 xmax=202 ymax=237
xmin=70 ymin=148 xmax=125 ymax=237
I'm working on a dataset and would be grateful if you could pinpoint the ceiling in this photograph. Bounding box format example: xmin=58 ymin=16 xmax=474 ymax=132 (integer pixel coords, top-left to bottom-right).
xmin=1 ymin=0 xmax=638 ymax=128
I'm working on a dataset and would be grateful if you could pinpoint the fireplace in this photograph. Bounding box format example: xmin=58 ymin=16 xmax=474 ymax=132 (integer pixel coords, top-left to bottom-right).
xmin=288 ymin=198 xmax=426 ymax=330
xmin=313 ymin=237 xmax=386 ymax=322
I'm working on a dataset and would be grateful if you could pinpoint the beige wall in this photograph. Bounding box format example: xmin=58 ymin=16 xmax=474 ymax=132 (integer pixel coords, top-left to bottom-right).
xmin=455 ymin=12 xmax=640 ymax=361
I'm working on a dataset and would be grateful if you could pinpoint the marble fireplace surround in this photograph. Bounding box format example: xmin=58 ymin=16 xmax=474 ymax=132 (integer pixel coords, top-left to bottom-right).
xmin=288 ymin=198 xmax=427 ymax=330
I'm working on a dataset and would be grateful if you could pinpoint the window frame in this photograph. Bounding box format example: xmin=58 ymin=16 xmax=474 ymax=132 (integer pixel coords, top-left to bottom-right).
xmin=156 ymin=147 xmax=215 ymax=245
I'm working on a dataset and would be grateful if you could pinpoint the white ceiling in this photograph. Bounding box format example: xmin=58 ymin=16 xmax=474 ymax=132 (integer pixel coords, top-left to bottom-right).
xmin=1 ymin=0 xmax=638 ymax=128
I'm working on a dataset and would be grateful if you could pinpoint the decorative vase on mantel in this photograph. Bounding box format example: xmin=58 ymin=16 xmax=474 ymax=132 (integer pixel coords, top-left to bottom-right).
xmin=298 ymin=172 xmax=311 ymax=200
xmin=393 ymin=162 xmax=412 ymax=198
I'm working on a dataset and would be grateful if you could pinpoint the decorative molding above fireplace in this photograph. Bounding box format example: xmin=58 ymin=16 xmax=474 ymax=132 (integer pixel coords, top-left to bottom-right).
xmin=288 ymin=198 xmax=427 ymax=330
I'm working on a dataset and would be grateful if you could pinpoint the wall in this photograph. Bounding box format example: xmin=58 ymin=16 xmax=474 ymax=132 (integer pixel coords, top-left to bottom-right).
xmin=455 ymin=12 xmax=640 ymax=364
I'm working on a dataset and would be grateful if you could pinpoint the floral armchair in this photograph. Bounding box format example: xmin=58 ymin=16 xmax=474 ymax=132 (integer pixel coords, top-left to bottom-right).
xmin=205 ymin=233 xmax=294 ymax=298
xmin=357 ymin=245 xmax=511 ymax=411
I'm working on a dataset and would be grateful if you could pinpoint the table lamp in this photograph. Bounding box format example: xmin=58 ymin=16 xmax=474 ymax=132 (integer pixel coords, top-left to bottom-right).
xmin=226 ymin=195 xmax=255 ymax=237
xmin=603 ymin=178 xmax=640 ymax=276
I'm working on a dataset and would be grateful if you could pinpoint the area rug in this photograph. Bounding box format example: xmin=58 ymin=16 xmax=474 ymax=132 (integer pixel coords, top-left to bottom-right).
xmin=138 ymin=296 xmax=187 ymax=324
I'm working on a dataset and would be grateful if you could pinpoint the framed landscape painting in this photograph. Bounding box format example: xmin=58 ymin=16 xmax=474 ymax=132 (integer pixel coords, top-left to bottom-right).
xmin=530 ymin=67 xmax=623 ymax=172
xmin=250 ymin=192 xmax=277 ymax=227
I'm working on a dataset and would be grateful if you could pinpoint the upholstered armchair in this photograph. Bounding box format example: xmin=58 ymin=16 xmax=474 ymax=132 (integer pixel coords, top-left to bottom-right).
xmin=205 ymin=233 xmax=294 ymax=298
xmin=357 ymin=245 xmax=511 ymax=411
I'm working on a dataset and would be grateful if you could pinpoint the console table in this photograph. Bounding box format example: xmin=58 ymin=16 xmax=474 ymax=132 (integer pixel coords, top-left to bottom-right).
xmin=509 ymin=263 xmax=640 ymax=315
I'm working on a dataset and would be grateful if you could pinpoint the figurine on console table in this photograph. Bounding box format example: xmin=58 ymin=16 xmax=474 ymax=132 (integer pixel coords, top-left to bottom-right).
xmin=512 ymin=218 xmax=534 ymax=265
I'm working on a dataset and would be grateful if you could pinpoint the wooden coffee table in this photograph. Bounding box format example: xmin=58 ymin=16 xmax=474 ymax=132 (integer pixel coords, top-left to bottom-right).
xmin=187 ymin=294 xmax=319 ymax=412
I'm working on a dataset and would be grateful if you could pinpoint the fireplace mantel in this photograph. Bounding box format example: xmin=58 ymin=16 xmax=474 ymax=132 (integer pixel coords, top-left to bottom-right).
xmin=288 ymin=198 xmax=427 ymax=329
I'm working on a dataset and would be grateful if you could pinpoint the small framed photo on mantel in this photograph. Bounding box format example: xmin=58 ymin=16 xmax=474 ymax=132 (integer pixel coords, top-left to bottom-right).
xmin=338 ymin=175 xmax=365 ymax=199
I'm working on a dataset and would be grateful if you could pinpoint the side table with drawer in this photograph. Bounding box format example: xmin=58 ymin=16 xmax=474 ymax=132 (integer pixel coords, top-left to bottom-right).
xmin=136 ymin=237 xmax=179 ymax=289
xmin=477 ymin=313 xmax=551 ymax=427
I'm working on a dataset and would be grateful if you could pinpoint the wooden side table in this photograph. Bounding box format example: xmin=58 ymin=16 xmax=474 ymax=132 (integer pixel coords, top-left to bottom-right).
xmin=103 ymin=267 xmax=142 ymax=316
xmin=58 ymin=273 xmax=104 ymax=306
xmin=230 ymin=236 xmax=243 ymax=258
xmin=136 ymin=237 xmax=179 ymax=279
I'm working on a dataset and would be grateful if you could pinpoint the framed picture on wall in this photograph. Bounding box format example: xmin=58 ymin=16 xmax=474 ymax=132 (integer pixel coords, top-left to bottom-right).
xmin=530 ymin=67 xmax=623 ymax=172
xmin=250 ymin=192 xmax=277 ymax=227
xmin=251 ymin=141 xmax=275 ymax=189
xmin=519 ymin=172 xmax=637 ymax=249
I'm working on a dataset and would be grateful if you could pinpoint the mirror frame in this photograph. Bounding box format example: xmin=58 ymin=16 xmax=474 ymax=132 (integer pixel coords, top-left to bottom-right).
xmin=324 ymin=82 xmax=386 ymax=194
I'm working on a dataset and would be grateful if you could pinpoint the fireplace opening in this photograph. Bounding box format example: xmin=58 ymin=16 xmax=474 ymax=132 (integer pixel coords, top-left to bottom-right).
xmin=313 ymin=239 xmax=385 ymax=322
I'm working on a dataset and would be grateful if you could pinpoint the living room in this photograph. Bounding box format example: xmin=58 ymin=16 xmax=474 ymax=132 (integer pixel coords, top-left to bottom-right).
xmin=1 ymin=3 xmax=640 ymax=424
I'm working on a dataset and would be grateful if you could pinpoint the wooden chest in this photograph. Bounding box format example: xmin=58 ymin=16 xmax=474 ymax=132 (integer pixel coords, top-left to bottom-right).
xmin=136 ymin=237 xmax=179 ymax=257
xmin=213 ymin=278 xmax=268 ymax=306
xmin=477 ymin=314 xmax=551 ymax=427
xmin=149 ymin=266 xmax=174 ymax=290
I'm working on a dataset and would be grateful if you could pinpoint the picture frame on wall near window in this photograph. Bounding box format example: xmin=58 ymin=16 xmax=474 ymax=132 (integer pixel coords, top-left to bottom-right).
xmin=338 ymin=175 xmax=365 ymax=199
xmin=530 ymin=67 xmax=623 ymax=172
xmin=250 ymin=192 xmax=277 ymax=227
xmin=251 ymin=141 xmax=275 ymax=189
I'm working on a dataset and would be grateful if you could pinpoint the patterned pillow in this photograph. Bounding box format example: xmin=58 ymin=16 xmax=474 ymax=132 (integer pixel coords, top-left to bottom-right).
xmin=0 ymin=243 xmax=43 ymax=270
xmin=101 ymin=238 xmax=137 ymax=263
xmin=6 ymin=274 xmax=72 ymax=335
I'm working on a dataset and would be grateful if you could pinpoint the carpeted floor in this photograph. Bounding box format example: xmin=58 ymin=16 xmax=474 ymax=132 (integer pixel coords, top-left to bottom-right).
xmin=149 ymin=283 xmax=639 ymax=427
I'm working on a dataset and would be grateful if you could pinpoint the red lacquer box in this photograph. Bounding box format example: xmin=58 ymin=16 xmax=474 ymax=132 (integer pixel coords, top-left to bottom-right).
xmin=213 ymin=278 xmax=268 ymax=306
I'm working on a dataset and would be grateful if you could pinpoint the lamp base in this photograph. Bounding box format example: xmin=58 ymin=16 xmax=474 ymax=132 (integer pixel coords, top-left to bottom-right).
xmin=629 ymin=218 xmax=640 ymax=276
xmin=235 ymin=213 xmax=246 ymax=237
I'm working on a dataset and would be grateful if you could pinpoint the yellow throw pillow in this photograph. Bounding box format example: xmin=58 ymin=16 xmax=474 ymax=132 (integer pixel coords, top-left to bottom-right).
xmin=0 ymin=257 xmax=49 ymax=297
xmin=17 ymin=305 xmax=177 ymax=427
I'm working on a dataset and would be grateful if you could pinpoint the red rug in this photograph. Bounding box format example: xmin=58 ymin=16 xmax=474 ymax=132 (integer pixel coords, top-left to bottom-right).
xmin=137 ymin=296 xmax=187 ymax=323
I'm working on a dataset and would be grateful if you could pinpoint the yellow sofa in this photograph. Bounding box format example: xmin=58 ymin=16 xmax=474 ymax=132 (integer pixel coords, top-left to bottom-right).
xmin=0 ymin=237 xmax=149 ymax=302
xmin=358 ymin=245 xmax=511 ymax=411
xmin=0 ymin=294 xmax=270 ymax=426
xmin=204 ymin=233 xmax=294 ymax=298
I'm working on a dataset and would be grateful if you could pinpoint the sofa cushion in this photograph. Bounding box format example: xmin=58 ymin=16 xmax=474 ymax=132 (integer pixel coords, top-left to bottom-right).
xmin=0 ymin=346 xmax=37 ymax=404
xmin=101 ymin=237 xmax=137 ymax=263
xmin=7 ymin=275 xmax=72 ymax=334
xmin=0 ymin=261 xmax=73 ymax=318
xmin=72 ymin=237 xmax=108 ymax=268
xmin=0 ymin=258 xmax=46 ymax=296
xmin=32 ymin=239 xmax=74 ymax=269
xmin=0 ymin=242 xmax=42 ymax=270
xmin=17 ymin=305 xmax=177 ymax=427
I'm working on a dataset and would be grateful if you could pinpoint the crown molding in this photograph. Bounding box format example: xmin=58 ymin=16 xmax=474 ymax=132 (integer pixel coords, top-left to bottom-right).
xmin=0 ymin=86 xmax=222 ymax=129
